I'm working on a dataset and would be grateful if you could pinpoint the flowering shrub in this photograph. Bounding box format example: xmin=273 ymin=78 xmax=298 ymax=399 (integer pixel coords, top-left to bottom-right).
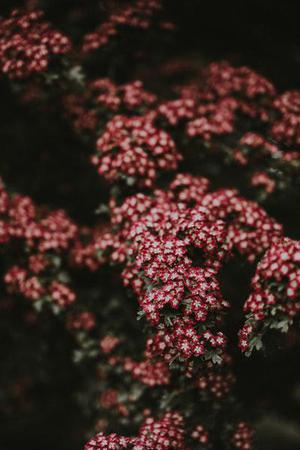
xmin=0 ymin=9 xmax=71 ymax=79
xmin=1 ymin=2 xmax=300 ymax=450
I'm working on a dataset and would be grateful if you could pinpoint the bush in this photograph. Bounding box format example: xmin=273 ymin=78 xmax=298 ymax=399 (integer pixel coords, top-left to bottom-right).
xmin=0 ymin=2 xmax=299 ymax=449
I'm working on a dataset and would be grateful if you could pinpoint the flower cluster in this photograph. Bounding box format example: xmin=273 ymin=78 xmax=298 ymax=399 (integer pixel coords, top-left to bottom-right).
xmin=169 ymin=173 xmax=210 ymax=205
xmin=157 ymin=62 xmax=275 ymax=139
xmin=4 ymin=266 xmax=45 ymax=301
xmin=234 ymin=133 xmax=280 ymax=166
xmin=110 ymin=193 xmax=155 ymax=230
xmin=195 ymin=358 xmax=235 ymax=398
xmin=203 ymin=61 xmax=276 ymax=99
xmin=86 ymin=410 xmax=253 ymax=450
xmin=0 ymin=180 xmax=77 ymax=310
xmin=82 ymin=0 xmax=165 ymax=53
xmin=99 ymin=335 xmax=120 ymax=355
xmin=85 ymin=433 xmax=133 ymax=450
xmin=114 ymin=196 xmax=228 ymax=363
xmin=49 ymin=281 xmax=76 ymax=308
xmin=271 ymin=90 xmax=300 ymax=146
xmin=231 ymin=422 xmax=253 ymax=450
xmin=85 ymin=412 xmax=186 ymax=450
xmin=123 ymin=357 xmax=170 ymax=386
xmin=0 ymin=188 xmax=77 ymax=252
xmin=100 ymin=174 xmax=284 ymax=368
xmin=61 ymin=59 xmax=300 ymax=198
xmin=70 ymin=226 xmax=116 ymax=271
xmin=99 ymin=388 xmax=118 ymax=409
xmin=250 ymin=171 xmax=275 ymax=194
xmin=157 ymin=98 xmax=196 ymax=125
xmin=135 ymin=412 xmax=186 ymax=449
xmin=239 ymin=237 xmax=300 ymax=353
xmin=66 ymin=311 xmax=96 ymax=331
xmin=92 ymin=115 xmax=181 ymax=187
xmin=63 ymin=78 xmax=157 ymax=139
xmin=145 ymin=318 xmax=226 ymax=363
xmin=0 ymin=9 xmax=71 ymax=79
xmin=91 ymin=79 xmax=157 ymax=113
xmin=65 ymin=172 xmax=284 ymax=366
xmin=200 ymin=189 xmax=283 ymax=262
xmin=154 ymin=62 xmax=300 ymax=196
xmin=191 ymin=424 xmax=210 ymax=445
xmin=186 ymin=98 xmax=237 ymax=140
xmin=233 ymin=131 xmax=300 ymax=196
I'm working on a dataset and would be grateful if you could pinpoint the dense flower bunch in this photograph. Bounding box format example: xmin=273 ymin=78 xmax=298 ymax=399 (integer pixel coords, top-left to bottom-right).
xmin=155 ymin=62 xmax=300 ymax=196
xmin=271 ymin=90 xmax=300 ymax=146
xmin=85 ymin=433 xmax=134 ymax=450
xmin=231 ymin=422 xmax=253 ymax=450
xmin=0 ymin=184 xmax=78 ymax=252
xmin=199 ymin=189 xmax=283 ymax=262
xmin=81 ymin=63 xmax=300 ymax=197
xmin=169 ymin=173 xmax=210 ymax=205
xmin=203 ymin=61 xmax=276 ymax=99
xmin=100 ymin=179 xmax=283 ymax=371
xmin=134 ymin=412 xmax=187 ymax=449
xmin=0 ymin=179 xmax=77 ymax=310
xmin=92 ymin=115 xmax=181 ymax=187
xmin=70 ymin=226 xmax=116 ymax=271
xmin=195 ymin=356 xmax=235 ymax=399
xmin=85 ymin=412 xmax=187 ymax=450
xmin=0 ymin=9 xmax=71 ymax=79
xmin=114 ymin=196 xmax=228 ymax=365
xmin=90 ymin=79 xmax=157 ymax=113
xmin=239 ymin=237 xmax=300 ymax=354
xmin=85 ymin=409 xmax=254 ymax=450
xmin=122 ymin=357 xmax=170 ymax=386
xmin=63 ymin=59 xmax=300 ymax=197
xmin=62 ymin=78 xmax=157 ymax=140
xmin=158 ymin=61 xmax=276 ymax=134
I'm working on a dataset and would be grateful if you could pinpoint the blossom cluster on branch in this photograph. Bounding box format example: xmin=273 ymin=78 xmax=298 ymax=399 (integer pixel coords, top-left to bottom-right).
xmin=82 ymin=0 xmax=172 ymax=53
xmin=0 ymin=9 xmax=71 ymax=79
